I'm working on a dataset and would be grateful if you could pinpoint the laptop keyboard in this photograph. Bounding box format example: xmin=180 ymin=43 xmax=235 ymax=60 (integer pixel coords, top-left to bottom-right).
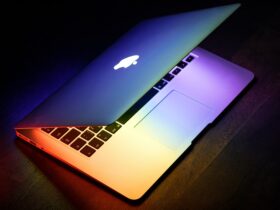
xmin=41 ymin=54 xmax=195 ymax=157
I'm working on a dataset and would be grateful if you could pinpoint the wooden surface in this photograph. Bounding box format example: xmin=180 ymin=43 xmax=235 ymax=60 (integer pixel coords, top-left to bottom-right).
xmin=1 ymin=1 xmax=279 ymax=209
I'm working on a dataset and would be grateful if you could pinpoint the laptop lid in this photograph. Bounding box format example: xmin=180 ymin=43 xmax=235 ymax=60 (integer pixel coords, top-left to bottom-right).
xmin=16 ymin=3 xmax=240 ymax=128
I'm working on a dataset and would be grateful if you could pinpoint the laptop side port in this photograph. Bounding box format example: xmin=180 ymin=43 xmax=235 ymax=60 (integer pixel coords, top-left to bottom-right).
xmin=15 ymin=130 xmax=43 ymax=150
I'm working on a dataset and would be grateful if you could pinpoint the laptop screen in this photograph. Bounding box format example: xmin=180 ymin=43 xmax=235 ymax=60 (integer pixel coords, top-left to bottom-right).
xmin=16 ymin=4 xmax=240 ymax=128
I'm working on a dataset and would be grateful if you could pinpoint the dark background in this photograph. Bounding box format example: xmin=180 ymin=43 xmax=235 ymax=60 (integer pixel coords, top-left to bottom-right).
xmin=1 ymin=0 xmax=280 ymax=209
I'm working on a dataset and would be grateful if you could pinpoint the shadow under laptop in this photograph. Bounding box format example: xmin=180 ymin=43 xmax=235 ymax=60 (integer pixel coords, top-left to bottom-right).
xmin=15 ymin=139 xmax=133 ymax=208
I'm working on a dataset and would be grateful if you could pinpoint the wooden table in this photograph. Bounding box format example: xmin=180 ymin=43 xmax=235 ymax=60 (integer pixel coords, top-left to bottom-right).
xmin=1 ymin=1 xmax=279 ymax=209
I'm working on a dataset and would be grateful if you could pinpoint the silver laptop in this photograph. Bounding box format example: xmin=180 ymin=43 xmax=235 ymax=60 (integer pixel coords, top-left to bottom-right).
xmin=15 ymin=4 xmax=254 ymax=200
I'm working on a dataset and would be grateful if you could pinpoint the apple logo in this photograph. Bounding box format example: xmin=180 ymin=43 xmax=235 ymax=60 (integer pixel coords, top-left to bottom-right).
xmin=114 ymin=55 xmax=139 ymax=70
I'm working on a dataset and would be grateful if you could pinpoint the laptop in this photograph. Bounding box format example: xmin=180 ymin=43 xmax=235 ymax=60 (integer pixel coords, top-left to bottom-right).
xmin=15 ymin=3 xmax=254 ymax=200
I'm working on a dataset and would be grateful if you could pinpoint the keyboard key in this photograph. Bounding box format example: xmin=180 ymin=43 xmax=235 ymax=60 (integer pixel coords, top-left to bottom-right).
xmin=70 ymin=138 xmax=86 ymax=150
xmin=51 ymin=128 xmax=69 ymax=139
xmin=97 ymin=130 xmax=112 ymax=141
xmin=81 ymin=130 xmax=94 ymax=141
xmin=105 ymin=122 xmax=121 ymax=134
xmin=41 ymin=127 xmax=55 ymax=133
xmin=76 ymin=126 xmax=87 ymax=131
xmin=89 ymin=126 xmax=102 ymax=133
xmin=118 ymin=88 xmax=158 ymax=125
xmin=61 ymin=129 xmax=80 ymax=144
xmin=80 ymin=146 xmax=95 ymax=157
xmin=89 ymin=138 xmax=104 ymax=149
xmin=185 ymin=55 xmax=194 ymax=62
xmin=154 ymin=79 xmax=168 ymax=89
xmin=177 ymin=61 xmax=187 ymax=68
xmin=163 ymin=73 xmax=174 ymax=81
xmin=172 ymin=68 xmax=181 ymax=75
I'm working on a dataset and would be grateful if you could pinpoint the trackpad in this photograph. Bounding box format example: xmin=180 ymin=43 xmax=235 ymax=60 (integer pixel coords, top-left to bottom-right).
xmin=135 ymin=90 xmax=213 ymax=150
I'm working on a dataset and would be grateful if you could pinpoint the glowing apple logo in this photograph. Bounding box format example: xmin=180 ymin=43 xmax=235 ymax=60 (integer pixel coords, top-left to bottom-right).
xmin=114 ymin=55 xmax=139 ymax=70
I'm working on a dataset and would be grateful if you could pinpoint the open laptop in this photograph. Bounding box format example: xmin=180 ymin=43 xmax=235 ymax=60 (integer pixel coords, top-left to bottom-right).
xmin=15 ymin=4 xmax=254 ymax=200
